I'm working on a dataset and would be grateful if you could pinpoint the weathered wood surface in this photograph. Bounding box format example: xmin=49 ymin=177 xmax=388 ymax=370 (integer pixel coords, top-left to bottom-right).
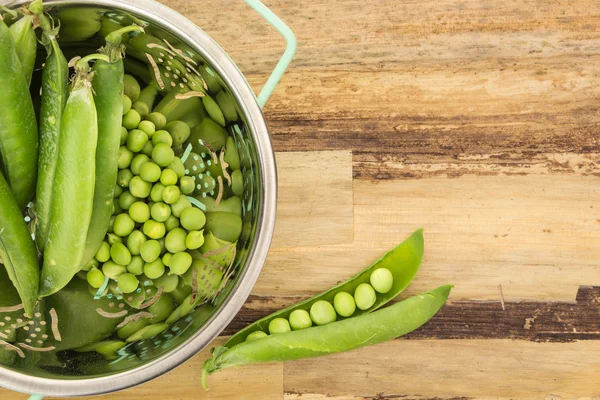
xmin=4 ymin=0 xmax=600 ymax=398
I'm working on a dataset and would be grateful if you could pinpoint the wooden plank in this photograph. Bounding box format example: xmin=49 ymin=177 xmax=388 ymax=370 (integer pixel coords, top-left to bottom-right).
xmin=0 ymin=337 xmax=282 ymax=400
xmin=283 ymin=339 xmax=600 ymax=399
xmin=273 ymin=151 xmax=354 ymax=248
xmin=226 ymin=286 xmax=600 ymax=342
xmin=251 ymin=175 xmax=600 ymax=301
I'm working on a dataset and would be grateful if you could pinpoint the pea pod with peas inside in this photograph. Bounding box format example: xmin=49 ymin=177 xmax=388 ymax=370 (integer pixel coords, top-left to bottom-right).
xmin=203 ymin=284 xmax=452 ymax=388
xmin=80 ymin=25 xmax=145 ymax=267
xmin=39 ymin=54 xmax=108 ymax=297
xmin=223 ymin=229 xmax=424 ymax=349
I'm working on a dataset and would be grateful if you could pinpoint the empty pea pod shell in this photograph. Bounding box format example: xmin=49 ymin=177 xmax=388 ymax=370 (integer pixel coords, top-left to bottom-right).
xmin=203 ymin=284 xmax=452 ymax=388
xmin=223 ymin=229 xmax=424 ymax=349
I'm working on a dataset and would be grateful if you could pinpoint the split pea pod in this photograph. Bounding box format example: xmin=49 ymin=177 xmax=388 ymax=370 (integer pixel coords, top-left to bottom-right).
xmin=81 ymin=25 xmax=144 ymax=267
xmin=0 ymin=15 xmax=38 ymax=209
xmin=0 ymin=173 xmax=39 ymax=317
xmin=40 ymin=54 xmax=108 ymax=297
xmin=223 ymin=229 xmax=424 ymax=348
xmin=202 ymin=285 xmax=453 ymax=388
xmin=35 ymin=11 xmax=69 ymax=250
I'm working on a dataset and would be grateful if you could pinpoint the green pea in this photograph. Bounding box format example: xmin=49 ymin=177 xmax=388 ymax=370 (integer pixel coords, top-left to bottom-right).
xmin=162 ymin=252 xmax=173 ymax=266
xmin=151 ymin=183 xmax=165 ymax=202
xmin=140 ymin=162 xmax=162 ymax=183
xmin=114 ymin=184 xmax=124 ymax=198
xmin=152 ymin=130 xmax=173 ymax=147
xmin=118 ymin=146 xmax=134 ymax=169
xmin=310 ymin=300 xmax=336 ymax=326
xmin=143 ymin=220 xmax=166 ymax=239
xmin=138 ymin=120 xmax=156 ymax=137
xmin=186 ymin=230 xmax=204 ymax=250
xmin=181 ymin=207 xmax=206 ymax=231
xmin=370 ymin=268 xmax=394 ymax=294
xmin=289 ymin=309 xmax=313 ymax=330
xmin=81 ymin=257 xmax=100 ymax=273
xmin=216 ymin=90 xmax=238 ymax=123
xmin=231 ymin=169 xmax=243 ymax=196
xmin=107 ymin=233 xmax=123 ymax=246
xmin=126 ymin=230 xmax=147 ymax=256
xmin=114 ymin=213 xmax=135 ymax=237
xmin=141 ymin=141 xmax=154 ymax=157
xmin=118 ymin=169 xmax=133 ymax=188
xmin=152 ymin=143 xmax=175 ymax=167
xmin=123 ymin=109 xmax=141 ymax=130
xmin=127 ymin=129 xmax=149 ymax=153
xmin=124 ymin=74 xmax=141 ymax=101
xmin=118 ymin=191 xmax=137 ymax=211
xmin=160 ymin=169 xmax=178 ymax=186
xmin=140 ymin=240 xmax=161 ymax=263
xmin=127 ymin=255 xmax=145 ymax=276
xmin=151 ymin=202 xmax=171 ymax=222
xmin=168 ymin=157 xmax=186 ymax=178
xmin=169 ymin=252 xmax=193 ymax=275
xmin=128 ymin=202 xmax=150 ymax=223
xmin=165 ymin=228 xmax=187 ymax=253
xmin=87 ymin=268 xmax=106 ymax=288
xmin=245 ymin=331 xmax=268 ymax=342
xmin=130 ymin=154 xmax=150 ymax=176
xmin=143 ymin=259 xmax=165 ymax=280
xmin=147 ymin=112 xmax=167 ymax=130
xmin=113 ymin=198 xmax=123 ymax=216
xmin=224 ymin=136 xmax=241 ymax=170
xmin=120 ymin=126 xmax=128 ymax=146
xmin=333 ymin=292 xmax=356 ymax=317
xmin=179 ymin=176 xmax=195 ymax=195
xmin=158 ymin=236 xmax=167 ymax=254
xmin=110 ymin=243 xmax=132 ymax=266
xmin=165 ymin=120 xmax=191 ymax=147
xmin=268 ymin=318 xmax=291 ymax=334
xmin=117 ymin=273 xmax=139 ymax=294
xmin=129 ymin=176 xmax=152 ymax=198
xmin=153 ymin=273 xmax=179 ymax=293
xmin=165 ymin=215 xmax=180 ymax=232
xmin=102 ymin=261 xmax=127 ymax=280
xmin=170 ymin=195 xmax=192 ymax=218
xmin=354 ymin=283 xmax=377 ymax=311
xmin=95 ymin=241 xmax=111 ymax=263
xmin=125 ymin=322 xmax=169 ymax=343
xmin=122 ymin=94 xmax=132 ymax=115
xmin=162 ymin=185 xmax=181 ymax=204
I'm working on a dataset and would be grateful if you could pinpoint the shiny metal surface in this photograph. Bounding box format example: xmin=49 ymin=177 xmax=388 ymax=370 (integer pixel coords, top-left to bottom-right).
xmin=0 ymin=0 xmax=277 ymax=396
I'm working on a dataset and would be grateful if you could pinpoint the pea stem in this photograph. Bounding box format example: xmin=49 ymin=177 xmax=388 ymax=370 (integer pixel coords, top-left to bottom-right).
xmin=105 ymin=25 xmax=144 ymax=45
xmin=75 ymin=54 xmax=111 ymax=72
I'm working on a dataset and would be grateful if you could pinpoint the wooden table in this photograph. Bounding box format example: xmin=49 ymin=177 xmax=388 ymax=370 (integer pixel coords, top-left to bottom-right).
xmin=5 ymin=0 xmax=600 ymax=398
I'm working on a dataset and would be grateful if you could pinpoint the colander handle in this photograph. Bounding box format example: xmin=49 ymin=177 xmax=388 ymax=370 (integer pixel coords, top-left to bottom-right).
xmin=244 ymin=0 xmax=297 ymax=108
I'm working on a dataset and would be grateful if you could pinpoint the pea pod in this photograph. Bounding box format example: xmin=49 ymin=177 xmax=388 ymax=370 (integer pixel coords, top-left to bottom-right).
xmin=0 ymin=173 xmax=39 ymax=317
xmin=39 ymin=54 xmax=107 ymax=297
xmin=203 ymin=284 xmax=452 ymax=388
xmin=35 ymin=12 xmax=69 ymax=250
xmin=223 ymin=229 xmax=424 ymax=348
xmin=8 ymin=0 xmax=40 ymax=86
xmin=81 ymin=25 xmax=144 ymax=267
xmin=0 ymin=15 xmax=38 ymax=209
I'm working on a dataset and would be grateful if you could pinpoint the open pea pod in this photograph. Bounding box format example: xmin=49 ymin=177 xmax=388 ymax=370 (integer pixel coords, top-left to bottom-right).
xmin=203 ymin=284 xmax=452 ymax=389
xmin=223 ymin=229 xmax=424 ymax=348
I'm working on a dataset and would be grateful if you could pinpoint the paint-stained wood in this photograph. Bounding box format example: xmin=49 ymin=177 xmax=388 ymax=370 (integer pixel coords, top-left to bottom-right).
xmin=3 ymin=0 xmax=600 ymax=399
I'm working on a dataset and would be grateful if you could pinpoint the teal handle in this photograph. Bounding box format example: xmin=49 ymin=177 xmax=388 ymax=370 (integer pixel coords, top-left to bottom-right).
xmin=244 ymin=0 xmax=297 ymax=108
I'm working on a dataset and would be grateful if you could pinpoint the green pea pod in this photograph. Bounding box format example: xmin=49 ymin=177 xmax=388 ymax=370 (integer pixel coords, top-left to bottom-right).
xmin=203 ymin=285 xmax=452 ymax=389
xmin=8 ymin=0 xmax=41 ymax=86
xmin=39 ymin=55 xmax=107 ymax=297
xmin=0 ymin=16 xmax=38 ymax=209
xmin=80 ymin=25 xmax=144 ymax=267
xmin=35 ymin=12 xmax=69 ymax=251
xmin=223 ymin=229 xmax=424 ymax=348
xmin=0 ymin=173 xmax=39 ymax=317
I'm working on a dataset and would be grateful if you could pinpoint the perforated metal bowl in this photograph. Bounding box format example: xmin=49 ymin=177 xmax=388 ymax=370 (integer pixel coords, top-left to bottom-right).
xmin=0 ymin=0 xmax=295 ymax=396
